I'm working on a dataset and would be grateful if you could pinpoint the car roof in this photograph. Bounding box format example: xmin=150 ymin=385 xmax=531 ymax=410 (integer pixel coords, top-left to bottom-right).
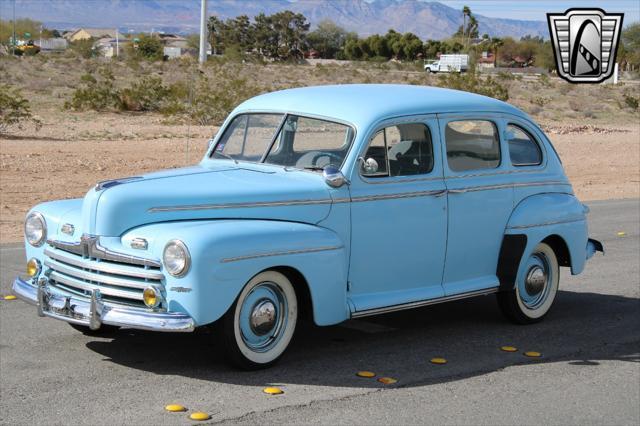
xmin=233 ymin=84 xmax=529 ymax=128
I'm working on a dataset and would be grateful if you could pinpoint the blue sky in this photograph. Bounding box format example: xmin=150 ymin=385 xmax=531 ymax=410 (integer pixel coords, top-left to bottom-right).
xmin=434 ymin=1 xmax=640 ymax=23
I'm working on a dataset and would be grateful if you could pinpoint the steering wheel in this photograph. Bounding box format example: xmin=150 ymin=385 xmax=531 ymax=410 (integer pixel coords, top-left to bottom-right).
xmin=297 ymin=152 xmax=343 ymax=169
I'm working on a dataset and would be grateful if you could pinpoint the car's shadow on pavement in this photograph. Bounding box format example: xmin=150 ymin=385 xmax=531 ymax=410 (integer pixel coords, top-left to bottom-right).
xmin=85 ymin=290 xmax=640 ymax=388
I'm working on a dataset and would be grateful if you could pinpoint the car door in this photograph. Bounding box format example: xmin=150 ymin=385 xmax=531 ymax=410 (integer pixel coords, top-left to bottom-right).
xmin=438 ymin=114 xmax=514 ymax=296
xmin=347 ymin=115 xmax=447 ymax=313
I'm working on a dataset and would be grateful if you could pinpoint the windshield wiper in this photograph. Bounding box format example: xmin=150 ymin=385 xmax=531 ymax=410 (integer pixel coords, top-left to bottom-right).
xmin=303 ymin=166 xmax=325 ymax=171
xmin=213 ymin=151 xmax=238 ymax=164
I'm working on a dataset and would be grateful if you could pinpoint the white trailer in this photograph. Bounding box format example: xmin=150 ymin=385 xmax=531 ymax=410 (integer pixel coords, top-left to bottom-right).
xmin=424 ymin=54 xmax=469 ymax=73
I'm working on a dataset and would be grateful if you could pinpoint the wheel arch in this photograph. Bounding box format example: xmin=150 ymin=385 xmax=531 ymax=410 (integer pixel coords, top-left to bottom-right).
xmin=271 ymin=265 xmax=313 ymax=322
xmin=542 ymin=234 xmax=571 ymax=268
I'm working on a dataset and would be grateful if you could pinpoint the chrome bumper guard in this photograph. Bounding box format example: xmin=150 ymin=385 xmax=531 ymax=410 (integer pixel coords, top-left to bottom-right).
xmin=12 ymin=277 xmax=195 ymax=332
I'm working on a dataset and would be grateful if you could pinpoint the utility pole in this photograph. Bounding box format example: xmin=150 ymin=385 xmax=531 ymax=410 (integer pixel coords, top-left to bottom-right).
xmin=115 ymin=28 xmax=119 ymax=57
xmin=199 ymin=0 xmax=207 ymax=65
xmin=12 ymin=0 xmax=16 ymax=55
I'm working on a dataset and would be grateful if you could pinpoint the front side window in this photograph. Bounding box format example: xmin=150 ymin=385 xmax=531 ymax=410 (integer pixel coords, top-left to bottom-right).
xmin=445 ymin=120 xmax=500 ymax=172
xmin=213 ymin=114 xmax=283 ymax=162
xmin=506 ymin=124 xmax=542 ymax=166
xmin=361 ymin=123 xmax=433 ymax=177
xmin=265 ymin=116 xmax=354 ymax=170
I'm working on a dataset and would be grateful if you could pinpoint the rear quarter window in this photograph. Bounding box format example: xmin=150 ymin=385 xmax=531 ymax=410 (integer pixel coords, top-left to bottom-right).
xmin=506 ymin=124 xmax=543 ymax=166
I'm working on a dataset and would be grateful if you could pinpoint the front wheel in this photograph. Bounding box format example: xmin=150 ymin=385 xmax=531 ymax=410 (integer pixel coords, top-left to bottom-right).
xmin=220 ymin=270 xmax=298 ymax=370
xmin=497 ymin=242 xmax=559 ymax=324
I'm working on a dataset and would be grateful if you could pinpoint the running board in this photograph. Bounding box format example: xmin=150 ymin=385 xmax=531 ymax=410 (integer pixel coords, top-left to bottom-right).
xmin=351 ymin=287 xmax=499 ymax=318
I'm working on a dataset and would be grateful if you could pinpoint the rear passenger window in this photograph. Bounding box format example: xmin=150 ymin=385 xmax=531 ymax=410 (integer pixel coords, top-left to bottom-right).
xmin=506 ymin=124 xmax=542 ymax=166
xmin=361 ymin=123 xmax=433 ymax=177
xmin=445 ymin=120 xmax=500 ymax=172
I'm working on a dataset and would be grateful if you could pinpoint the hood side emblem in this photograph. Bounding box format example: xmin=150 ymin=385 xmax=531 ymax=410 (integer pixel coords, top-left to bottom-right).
xmin=130 ymin=238 xmax=148 ymax=250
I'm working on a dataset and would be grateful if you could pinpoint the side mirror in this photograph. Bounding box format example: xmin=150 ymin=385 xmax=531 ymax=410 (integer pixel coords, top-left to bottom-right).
xmin=323 ymin=166 xmax=348 ymax=188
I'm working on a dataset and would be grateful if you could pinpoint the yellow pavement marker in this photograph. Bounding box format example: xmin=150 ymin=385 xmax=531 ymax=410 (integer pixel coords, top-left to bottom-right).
xmin=3 ymin=295 xmax=17 ymax=300
xmin=524 ymin=351 xmax=542 ymax=358
xmin=430 ymin=357 xmax=447 ymax=365
xmin=189 ymin=412 xmax=211 ymax=421
xmin=377 ymin=377 xmax=398 ymax=385
xmin=356 ymin=371 xmax=376 ymax=378
xmin=263 ymin=387 xmax=284 ymax=395
xmin=500 ymin=346 xmax=518 ymax=352
xmin=165 ymin=404 xmax=187 ymax=412
xmin=617 ymin=231 xmax=626 ymax=237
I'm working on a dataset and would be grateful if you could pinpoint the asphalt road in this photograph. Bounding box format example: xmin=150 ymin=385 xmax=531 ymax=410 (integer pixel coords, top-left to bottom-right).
xmin=1 ymin=199 xmax=638 ymax=425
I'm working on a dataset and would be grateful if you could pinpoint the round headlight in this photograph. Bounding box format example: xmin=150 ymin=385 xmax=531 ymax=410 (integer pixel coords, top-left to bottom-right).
xmin=163 ymin=240 xmax=190 ymax=277
xmin=25 ymin=212 xmax=47 ymax=247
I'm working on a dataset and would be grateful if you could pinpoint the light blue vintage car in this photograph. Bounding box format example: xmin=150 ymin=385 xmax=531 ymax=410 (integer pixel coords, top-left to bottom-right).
xmin=14 ymin=85 xmax=603 ymax=369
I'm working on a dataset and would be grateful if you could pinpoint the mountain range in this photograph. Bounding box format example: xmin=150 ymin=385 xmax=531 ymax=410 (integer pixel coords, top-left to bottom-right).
xmin=5 ymin=0 xmax=549 ymax=40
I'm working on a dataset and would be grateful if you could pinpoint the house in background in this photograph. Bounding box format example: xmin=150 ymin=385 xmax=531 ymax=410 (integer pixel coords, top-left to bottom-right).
xmin=65 ymin=28 xmax=125 ymax=42
xmin=477 ymin=51 xmax=495 ymax=69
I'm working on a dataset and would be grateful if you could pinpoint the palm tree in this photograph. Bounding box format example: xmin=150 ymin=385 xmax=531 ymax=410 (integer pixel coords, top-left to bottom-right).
xmin=462 ymin=6 xmax=471 ymax=47
xmin=491 ymin=37 xmax=503 ymax=67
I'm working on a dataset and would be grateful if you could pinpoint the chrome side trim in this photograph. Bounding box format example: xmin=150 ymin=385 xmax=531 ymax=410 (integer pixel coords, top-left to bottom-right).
xmin=351 ymin=189 xmax=447 ymax=203
xmin=351 ymin=287 xmax=499 ymax=318
xmin=507 ymin=217 xmax=585 ymax=230
xmin=448 ymin=180 xmax=570 ymax=193
xmin=44 ymin=259 xmax=151 ymax=290
xmin=95 ymin=176 xmax=143 ymax=191
xmin=44 ymin=248 xmax=163 ymax=280
xmin=47 ymin=235 xmax=161 ymax=268
xmin=221 ymin=245 xmax=343 ymax=263
xmin=148 ymin=198 xmax=334 ymax=213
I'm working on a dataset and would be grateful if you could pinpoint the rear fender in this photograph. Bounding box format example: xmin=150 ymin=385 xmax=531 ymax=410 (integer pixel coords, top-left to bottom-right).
xmin=501 ymin=193 xmax=589 ymax=288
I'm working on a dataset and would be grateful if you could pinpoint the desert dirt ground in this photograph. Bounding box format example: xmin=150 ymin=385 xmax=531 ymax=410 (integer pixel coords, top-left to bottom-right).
xmin=1 ymin=56 xmax=639 ymax=243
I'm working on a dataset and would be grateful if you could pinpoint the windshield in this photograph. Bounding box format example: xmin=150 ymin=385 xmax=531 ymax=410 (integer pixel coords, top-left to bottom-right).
xmin=212 ymin=113 xmax=355 ymax=170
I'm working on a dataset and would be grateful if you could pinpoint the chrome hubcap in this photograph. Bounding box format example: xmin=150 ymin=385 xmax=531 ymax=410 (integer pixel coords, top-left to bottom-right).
xmin=525 ymin=265 xmax=547 ymax=296
xmin=250 ymin=299 xmax=277 ymax=336
xmin=519 ymin=252 xmax=551 ymax=309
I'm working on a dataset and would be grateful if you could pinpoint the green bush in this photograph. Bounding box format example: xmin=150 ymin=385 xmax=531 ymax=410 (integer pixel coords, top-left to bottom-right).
xmin=437 ymin=71 xmax=509 ymax=101
xmin=64 ymin=68 xmax=120 ymax=111
xmin=623 ymin=91 xmax=639 ymax=111
xmin=120 ymin=76 xmax=170 ymax=111
xmin=0 ymin=84 xmax=41 ymax=134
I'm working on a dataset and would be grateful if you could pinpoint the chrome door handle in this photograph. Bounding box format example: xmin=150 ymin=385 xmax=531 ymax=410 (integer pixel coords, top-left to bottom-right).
xmin=448 ymin=189 xmax=467 ymax=194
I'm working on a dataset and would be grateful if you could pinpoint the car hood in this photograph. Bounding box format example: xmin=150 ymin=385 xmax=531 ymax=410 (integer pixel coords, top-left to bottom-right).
xmin=78 ymin=164 xmax=333 ymax=237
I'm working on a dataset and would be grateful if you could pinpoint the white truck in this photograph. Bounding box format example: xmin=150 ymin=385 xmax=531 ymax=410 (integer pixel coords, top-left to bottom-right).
xmin=424 ymin=54 xmax=469 ymax=73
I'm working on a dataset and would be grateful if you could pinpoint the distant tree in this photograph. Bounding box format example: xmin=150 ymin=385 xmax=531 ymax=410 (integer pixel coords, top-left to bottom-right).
xmin=69 ymin=38 xmax=95 ymax=58
xmin=307 ymin=20 xmax=348 ymax=58
xmin=135 ymin=34 xmax=163 ymax=60
xmin=490 ymin=37 xmax=503 ymax=67
xmin=620 ymin=22 xmax=640 ymax=71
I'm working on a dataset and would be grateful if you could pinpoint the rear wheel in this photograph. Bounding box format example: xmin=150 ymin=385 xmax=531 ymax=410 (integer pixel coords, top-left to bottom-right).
xmin=497 ymin=242 xmax=559 ymax=324
xmin=220 ymin=270 xmax=298 ymax=370
xmin=68 ymin=323 xmax=120 ymax=336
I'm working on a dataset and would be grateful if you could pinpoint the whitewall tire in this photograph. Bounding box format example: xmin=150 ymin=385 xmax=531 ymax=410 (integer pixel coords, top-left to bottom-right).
xmin=220 ymin=270 xmax=298 ymax=370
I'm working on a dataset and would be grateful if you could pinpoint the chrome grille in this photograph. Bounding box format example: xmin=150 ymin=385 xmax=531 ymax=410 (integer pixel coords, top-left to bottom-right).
xmin=43 ymin=243 xmax=163 ymax=307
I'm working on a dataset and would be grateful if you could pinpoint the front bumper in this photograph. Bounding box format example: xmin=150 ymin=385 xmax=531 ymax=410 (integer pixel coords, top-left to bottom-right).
xmin=12 ymin=276 xmax=195 ymax=332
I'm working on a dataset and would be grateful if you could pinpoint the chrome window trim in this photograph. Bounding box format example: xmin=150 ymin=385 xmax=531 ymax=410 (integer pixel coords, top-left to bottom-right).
xmin=47 ymin=235 xmax=161 ymax=268
xmin=358 ymin=120 xmax=436 ymax=182
xmin=210 ymin=111 xmax=358 ymax=173
xmin=352 ymin=287 xmax=499 ymax=318
xmin=443 ymin=118 xmax=503 ymax=173
xmin=221 ymin=245 xmax=343 ymax=263
xmin=506 ymin=122 xmax=544 ymax=167
xmin=44 ymin=248 xmax=164 ymax=280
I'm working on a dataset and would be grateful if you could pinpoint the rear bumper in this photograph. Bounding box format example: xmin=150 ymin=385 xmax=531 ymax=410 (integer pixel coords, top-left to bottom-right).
xmin=586 ymin=238 xmax=604 ymax=260
xmin=12 ymin=276 xmax=195 ymax=332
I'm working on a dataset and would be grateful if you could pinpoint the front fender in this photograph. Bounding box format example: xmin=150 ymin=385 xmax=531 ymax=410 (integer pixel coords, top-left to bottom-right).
xmin=505 ymin=193 xmax=589 ymax=276
xmin=124 ymin=220 xmax=349 ymax=327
